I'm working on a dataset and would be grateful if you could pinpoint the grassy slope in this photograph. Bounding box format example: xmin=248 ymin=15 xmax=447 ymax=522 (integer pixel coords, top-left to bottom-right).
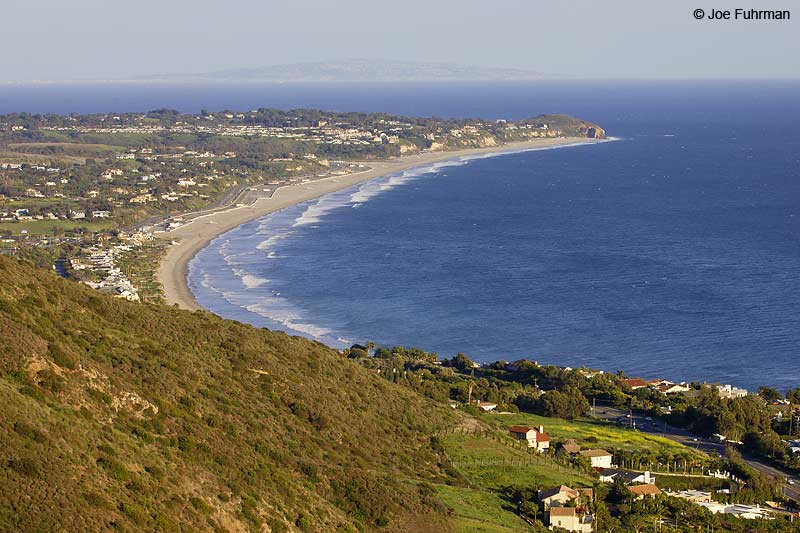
xmin=491 ymin=412 xmax=699 ymax=458
xmin=436 ymin=411 xmax=706 ymax=532
xmin=0 ymin=219 xmax=116 ymax=235
xmin=0 ymin=256 xmax=458 ymax=531
xmin=443 ymin=432 xmax=591 ymax=489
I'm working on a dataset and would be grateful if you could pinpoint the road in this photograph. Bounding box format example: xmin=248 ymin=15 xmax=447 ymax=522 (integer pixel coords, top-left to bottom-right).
xmin=137 ymin=162 xmax=362 ymax=232
xmin=591 ymin=403 xmax=800 ymax=502
xmin=135 ymin=181 xmax=267 ymax=231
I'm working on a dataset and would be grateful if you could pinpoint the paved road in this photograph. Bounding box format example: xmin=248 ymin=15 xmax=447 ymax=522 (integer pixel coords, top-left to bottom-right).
xmin=591 ymin=403 xmax=800 ymax=502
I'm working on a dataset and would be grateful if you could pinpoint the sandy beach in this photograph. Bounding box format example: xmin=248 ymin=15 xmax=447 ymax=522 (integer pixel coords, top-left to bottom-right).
xmin=157 ymin=137 xmax=602 ymax=310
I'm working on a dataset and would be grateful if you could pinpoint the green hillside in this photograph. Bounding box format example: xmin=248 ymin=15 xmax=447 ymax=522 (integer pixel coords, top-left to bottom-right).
xmin=0 ymin=255 xmax=458 ymax=531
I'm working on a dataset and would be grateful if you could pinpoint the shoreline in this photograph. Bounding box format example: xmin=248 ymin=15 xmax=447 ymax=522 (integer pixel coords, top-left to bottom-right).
xmin=156 ymin=137 xmax=607 ymax=311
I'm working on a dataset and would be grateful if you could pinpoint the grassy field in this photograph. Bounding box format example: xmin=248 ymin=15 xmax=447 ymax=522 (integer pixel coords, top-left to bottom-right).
xmin=487 ymin=412 xmax=701 ymax=458
xmin=7 ymin=142 xmax=126 ymax=155
xmin=443 ymin=432 xmax=591 ymax=490
xmin=0 ymin=150 xmax=85 ymax=165
xmin=437 ymin=413 xmax=710 ymax=531
xmin=435 ymin=485 xmax=531 ymax=532
xmin=438 ymin=429 xmax=592 ymax=532
xmin=0 ymin=219 xmax=115 ymax=236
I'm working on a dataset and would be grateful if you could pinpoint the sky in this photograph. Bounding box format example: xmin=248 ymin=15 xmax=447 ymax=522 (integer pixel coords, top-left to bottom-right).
xmin=3 ymin=0 xmax=798 ymax=81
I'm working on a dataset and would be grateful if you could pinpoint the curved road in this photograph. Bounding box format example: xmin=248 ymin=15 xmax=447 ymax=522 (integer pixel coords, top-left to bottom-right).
xmin=592 ymin=404 xmax=800 ymax=503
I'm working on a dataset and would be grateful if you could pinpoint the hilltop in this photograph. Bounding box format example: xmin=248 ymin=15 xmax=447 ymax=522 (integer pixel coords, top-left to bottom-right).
xmin=0 ymin=255 xmax=459 ymax=531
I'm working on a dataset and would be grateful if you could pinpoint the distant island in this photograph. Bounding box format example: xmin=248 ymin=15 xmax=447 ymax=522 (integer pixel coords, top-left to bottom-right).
xmin=138 ymin=59 xmax=553 ymax=84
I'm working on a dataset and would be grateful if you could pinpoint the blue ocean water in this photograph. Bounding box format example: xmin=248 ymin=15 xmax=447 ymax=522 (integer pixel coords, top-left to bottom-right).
xmin=184 ymin=81 xmax=800 ymax=392
xmin=4 ymin=80 xmax=796 ymax=390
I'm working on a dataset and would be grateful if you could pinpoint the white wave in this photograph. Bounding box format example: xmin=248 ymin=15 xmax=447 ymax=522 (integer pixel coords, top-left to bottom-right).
xmin=228 ymin=267 xmax=270 ymax=289
xmin=256 ymin=231 xmax=293 ymax=251
xmin=293 ymin=191 xmax=353 ymax=227
xmin=293 ymin=159 xmax=462 ymax=227
xmin=241 ymin=274 xmax=269 ymax=289
xmin=191 ymin=138 xmax=622 ymax=348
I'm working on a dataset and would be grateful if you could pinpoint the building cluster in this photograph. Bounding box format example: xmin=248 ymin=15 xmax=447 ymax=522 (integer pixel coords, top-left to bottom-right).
xmin=664 ymin=490 xmax=776 ymax=519
xmin=69 ymin=232 xmax=154 ymax=301
xmin=40 ymin=119 xmax=414 ymax=148
xmin=538 ymin=485 xmax=594 ymax=532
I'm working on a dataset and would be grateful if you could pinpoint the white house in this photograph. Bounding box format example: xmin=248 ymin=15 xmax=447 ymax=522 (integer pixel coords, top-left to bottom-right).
xmin=579 ymin=449 xmax=614 ymax=469
xmin=598 ymin=469 xmax=653 ymax=484
xmin=538 ymin=486 xmax=594 ymax=533
xmin=696 ymin=502 xmax=774 ymax=520
xmin=715 ymin=384 xmax=748 ymax=399
xmin=508 ymin=425 xmax=550 ymax=452
xmin=476 ymin=401 xmax=497 ymax=412
xmin=547 ymin=507 xmax=592 ymax=532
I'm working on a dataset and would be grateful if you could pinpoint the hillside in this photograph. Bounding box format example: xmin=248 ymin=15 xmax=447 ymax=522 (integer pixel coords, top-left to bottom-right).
xmin=0 ymin=255 xmax=459 ymax=531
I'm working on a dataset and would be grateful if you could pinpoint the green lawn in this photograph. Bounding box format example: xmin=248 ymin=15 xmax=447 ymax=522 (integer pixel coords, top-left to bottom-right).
xmin=7 ymin=142 xmax=125 ymax=154
xmin=443 ymin=433 xmax=591 ymax=490
xmin=438 ymin=430 xmax=590 ymax=532
xmin=487 ymin=412 xmax=700 ymax=458
xmin=0 ymin=219 xmax=115 ymax=236
xmin=435 ymin=485 xmax=531 ymax=532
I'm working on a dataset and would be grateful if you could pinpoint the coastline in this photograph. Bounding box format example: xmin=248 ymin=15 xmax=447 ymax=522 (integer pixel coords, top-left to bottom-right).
xmin=156 ymin=137 xmax=606 ymax=311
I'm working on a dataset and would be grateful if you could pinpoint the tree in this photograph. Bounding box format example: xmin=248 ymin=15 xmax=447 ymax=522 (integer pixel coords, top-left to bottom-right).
xmin=758 ymin=386 xmax=782 ymax=403
xmin=787 ymin=387 xmax=800 ymax=405
xmin=447 ymin=353 xmax=476 ymax=372
xmin=518 ymin=500 xmax=539 ymax=522
xmin=539 ymin=386 xmax=589 ymax=420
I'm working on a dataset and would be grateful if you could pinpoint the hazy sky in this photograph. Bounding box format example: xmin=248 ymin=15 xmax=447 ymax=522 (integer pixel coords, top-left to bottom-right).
xmin=3 ymin=0 xmax=798 ymax=81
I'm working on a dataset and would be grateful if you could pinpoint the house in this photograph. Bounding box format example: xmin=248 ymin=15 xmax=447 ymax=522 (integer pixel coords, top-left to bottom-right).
xmin=476 ymin=401 xmax=497 ymax=412
xmin=538 ymin=486 xmax=593 ymax=532
xmin=546 ymin=507 xmax=592 ymax=532
xmin=656 ymin=382 xmax=691 ymax=395
xmin=508 ymin=425 xmax=550 ymax=452
xmin=539 ymin=485 xmax=580 ymax=509
xmin=598 ymin=469 xmax=654 ymax=484
xmin=664 ymin=489 xmax=712 ymax=503
xmin=578 ymin=368 xmax=604 ymax=379
xmin=557 ymin=438 xmax=582 ymax=457
xmin=696 ymin=502 xmax=774 ymax=520
xmin=715 ymin=384 xmax=748 ymax=399
xmin=628 ymin=484 xmax=662 ymax=500
xmin=620 ymin=378 xmax=649 ymax=390
xmin=579 ymin=449 xmax=614 ymax=469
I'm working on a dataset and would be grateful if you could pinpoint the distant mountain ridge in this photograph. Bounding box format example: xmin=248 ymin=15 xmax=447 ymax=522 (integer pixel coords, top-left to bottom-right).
xmin=142 ymin=59 xmax=550 ymax=82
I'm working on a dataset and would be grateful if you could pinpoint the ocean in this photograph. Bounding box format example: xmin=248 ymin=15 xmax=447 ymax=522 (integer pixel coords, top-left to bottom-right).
xmin=5 ymin=81 xmax=798 ymax=390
